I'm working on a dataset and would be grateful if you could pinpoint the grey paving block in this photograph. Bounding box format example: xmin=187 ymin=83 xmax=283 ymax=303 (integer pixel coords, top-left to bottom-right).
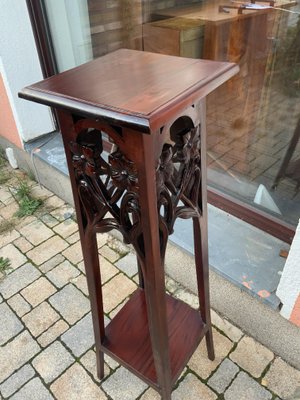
xmin=49 ymin=284 xmax=90 ymax=325
xmin=50 ymin=363 xmax=106 ymax=399
xmin=0 ymin=331 xmax=40 ymax=383
xmin=102 ymin=367 xmax=147 ymax=400
xmin=115 ymin=253 xmax=138 ymax=277
xmin=32 ymin=341 xmax=74 ymax=383
xmin=0 ymin=263 xmax=40 ymax=299
xmin=173 ymin=374 xmax=217 ymax=400
xmin=10 ymin=377 xmax=54 ymax=400
xmin=0 ymin=364 xmax=35 ymax=398
xmin=7 ymin=294 xmax=31 ymax=317
xmin=224 ymin=372 xmax=272 ymax=400
xmin=208 ymin=358 xmax=239 ymax=394
xmin=61 ymin=313 xmax=95 ymax=357
xmin=0 ymin=303 xmax=23 ymax=345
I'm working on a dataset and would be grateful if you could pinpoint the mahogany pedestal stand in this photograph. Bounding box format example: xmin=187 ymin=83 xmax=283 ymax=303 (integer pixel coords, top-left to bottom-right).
xmin=19 ymin=49 xmax=238 ymax=400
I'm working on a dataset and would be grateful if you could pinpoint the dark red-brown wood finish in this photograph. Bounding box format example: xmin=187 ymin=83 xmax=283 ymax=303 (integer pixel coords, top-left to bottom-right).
xmin=19 ymin=49 xmax=238 ymax=399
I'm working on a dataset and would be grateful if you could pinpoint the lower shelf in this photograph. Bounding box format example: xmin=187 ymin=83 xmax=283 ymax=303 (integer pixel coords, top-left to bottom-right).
xmin=101 ymin=288 xmax=206 ymax=389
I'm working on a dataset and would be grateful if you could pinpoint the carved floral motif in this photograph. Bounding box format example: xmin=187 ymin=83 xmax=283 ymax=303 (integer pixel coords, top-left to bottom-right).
xmin=156 ymin=125 xmax=203 ymax=239
xmin=69 ymin=118 xmax=203 ymax=263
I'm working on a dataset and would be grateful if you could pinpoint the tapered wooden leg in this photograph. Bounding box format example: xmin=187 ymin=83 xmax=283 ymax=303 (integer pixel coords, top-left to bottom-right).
xmin=137 ymin=258 xmax=145 ymax=289
xmin=58 ymin=111 xmax=106 ymax=379
xmin=138 ymin=134 xmax=172 ymax=400
xmin=193 ymin=98 xmax=215 ymax=361
xmin=193 ymin=218 xmax=214 ymax=361
xmin=83 ymin=232 xmax=106 ymax=379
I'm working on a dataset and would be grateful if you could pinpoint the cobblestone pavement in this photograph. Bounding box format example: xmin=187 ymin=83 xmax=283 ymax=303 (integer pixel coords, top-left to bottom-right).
xmin=0 ymin=167 xmax=300 ymax=400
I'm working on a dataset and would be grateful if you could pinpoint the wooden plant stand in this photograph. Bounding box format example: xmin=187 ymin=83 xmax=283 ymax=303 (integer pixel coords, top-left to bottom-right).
xmin=19 ymin=49 xmax=238 ymax=399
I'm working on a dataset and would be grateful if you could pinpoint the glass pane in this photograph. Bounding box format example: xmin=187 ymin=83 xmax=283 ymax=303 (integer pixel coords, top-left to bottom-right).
xmin=45 ymin=0 xmax=300 ymax=228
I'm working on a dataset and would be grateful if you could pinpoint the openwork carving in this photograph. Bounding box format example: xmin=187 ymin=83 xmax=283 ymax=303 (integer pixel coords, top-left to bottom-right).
xmin=69 ymin=122 xmax=143 ymax=258
xmin=157 ymin=124 xmax=203 ymax=249
xmin=69 ymin=118 xmax=202 ymax=263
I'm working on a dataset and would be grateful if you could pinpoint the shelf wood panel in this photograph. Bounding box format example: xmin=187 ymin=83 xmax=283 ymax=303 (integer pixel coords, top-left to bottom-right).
xmin=101 ymin=288 xmax=206 ymax=389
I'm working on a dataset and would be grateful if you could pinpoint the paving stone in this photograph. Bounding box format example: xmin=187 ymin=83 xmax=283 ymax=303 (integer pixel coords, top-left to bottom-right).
xmin=108 ymin=297 xmax=127 ymax=319
xmin=104 ymin=354 xmax=119 ymax=370
xmin=263 ymin=358 xmax=300 ymax=399
xmin=0 ymin=187 xmax=13 ymax=204
xmin=230 ymin=336 xmax=274 ymax=378
xmin=8 ymin=294 xmax=31 ymax=317
xmin=0 ymin=331 xmax=40 ymax=383
xmin=32 ymin=341 xmax=74 ymax=383
xmin=50 ymin=205 xmax=74 ymax=222
xmin=10 ymin=377 xmax=54 ymax=400
xmin=22 ymin=302 xmax=60 ymax=337
xmin=0 ymin=303 xmax=24 ymax=345
xmin=49 ymin=284 xmax=90 ymax=324
xmin=140 ymin=387 xmax=160 ymax=400
xmin=43 ymin=195 xmax=65 ymax=210
xmin=106 ymin=236 xmax=130 ymax=256
xmin=50 ymin=363 xmax=106 ymax=400
xmin=174 ymin=288 xmax=199 ymax=309
xmin=165 ymin=275 xmax=180 ymax=294
xmin=0 ymin=263 xmax=41 ymax=299
xmin=97 ymin=233 xmax=109 ymax=249
xmin=115 ymin=253 xmax=138 ymax=277
xmin=102 ymin=273 xmax=137 ymax=313
xmin=0 ymin=244 xmax=27 ymax=271
xmin=224 ymin=372 xmax=272 ymax=400
xmin=0 ymin=294 xmax=2 ymax=303
xmin=173 ymin=373 xmax=217 ymax=400
xmin=71 ymin=274 xmax=88 ymax=295
xmin=66 ymin=231 xmax=80 ymax=244
xmin=77 ymin=260 xmax=85 ymax=273
xmin=46 ymin=260 xmax=80 ymax=288
xmin=80 ymin=350 xmax=109 ymax=382
xmin=14 ymin=215 xmax=37 ymax=230
xmin=62 ymin=313 xmax=94 ymax=357
xmin=0 ymin=202 xmax=18 ymax=219
xmin=53 ymin=219 xmax=78 ymax=238
xmin=99 ymin=245 xmax=120 ymax=263
xmin=102 ymin=366 xmax=148 ymax=400
xmin=208 ymin=358 xmax=240 ymax=394
xmin=38 ymin=319 xmax=69 ymax=348
xmin=39 ymin=254 xmax=65 ymax=273
xmin=27 ymin=236 xmax=69 ymax=265
xmin=211 ymin=310 xmax=243 ymax=342
xmin=30 ymin=185 xmax=53 ymax=200
xmin=0 ymin=364 xmax=35 ymax=398
xmin=18 ymin=220 xmax=54 ymax=245
xmin=0 ymin=229 xmax=20 ymax=249
xmin=40 ymin=213 xmax=59 ymax=228
xmin=13 ymin=236 xmax=33 ymax=253
xmin=99 ymin=256 xmax=119 ymax=283
xmin=21 ymin=277 xmax=56 ymax=307
xmin=188 ymin=329 xmax=234 ymax=379
xmin=62 ymin=241 xmax=83 ymax=264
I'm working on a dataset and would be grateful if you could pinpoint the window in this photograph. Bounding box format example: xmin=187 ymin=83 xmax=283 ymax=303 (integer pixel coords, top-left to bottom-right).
xmin=28 ymin=0 xmax=300 ymax=242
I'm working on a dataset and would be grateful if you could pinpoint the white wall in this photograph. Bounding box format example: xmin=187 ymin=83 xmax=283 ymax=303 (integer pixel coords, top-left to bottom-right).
xmin=277 ymin=220 xmax=300 ymax=325
xmin=0 ymin=0 xmax=54 ymax=143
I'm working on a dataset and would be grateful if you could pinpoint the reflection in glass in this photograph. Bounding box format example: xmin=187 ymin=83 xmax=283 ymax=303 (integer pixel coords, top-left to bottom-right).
xmin=45 ymin=0 xmax=300 ymax=227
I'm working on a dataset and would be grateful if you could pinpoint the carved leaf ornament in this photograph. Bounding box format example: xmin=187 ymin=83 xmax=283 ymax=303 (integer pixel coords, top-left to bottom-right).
xmin=70 ymin=118 xmax=202 ymax=261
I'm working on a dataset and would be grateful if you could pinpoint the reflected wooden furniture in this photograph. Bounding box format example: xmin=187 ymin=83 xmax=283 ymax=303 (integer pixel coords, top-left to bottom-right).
xmin=144 ymin=1 xmax=296 ymax=174
xmin=143 ymin=17 xmax=205 ymax=58
xmin=19 ymin=49 xmax=238 ymax=399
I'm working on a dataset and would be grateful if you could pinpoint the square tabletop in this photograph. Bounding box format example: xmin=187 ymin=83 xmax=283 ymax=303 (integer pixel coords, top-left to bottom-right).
xmin=19 ymin=49 xmax=238 ymax=132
